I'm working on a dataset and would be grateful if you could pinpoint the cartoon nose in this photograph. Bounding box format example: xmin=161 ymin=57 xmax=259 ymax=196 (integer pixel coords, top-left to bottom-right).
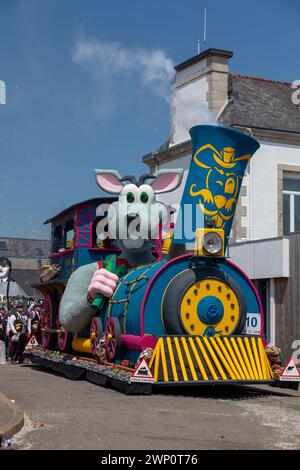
xmin=127 ymin=214 xmax=139 ymax=224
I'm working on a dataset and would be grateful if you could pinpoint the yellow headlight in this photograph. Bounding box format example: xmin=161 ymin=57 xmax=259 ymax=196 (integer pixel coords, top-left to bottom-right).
xmin=194 ymin=228 xmax=224 ymax=256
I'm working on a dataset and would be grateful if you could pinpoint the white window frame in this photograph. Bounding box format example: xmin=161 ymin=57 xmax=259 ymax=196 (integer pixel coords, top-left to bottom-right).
xmin=283 ymin=190 xmax=300 ymax=233
xmin=283 ymin=171 xmax=300 ymax=234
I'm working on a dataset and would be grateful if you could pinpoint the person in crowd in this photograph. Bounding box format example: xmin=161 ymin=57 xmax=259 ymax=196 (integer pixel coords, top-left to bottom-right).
xmin=27 ymin=299 xmax=39 ymax=317
xmin=6 ymin=302 xmax=28 ymax=363
xmin=0 ymin=307 xmax=8 ymax=353
xmin=27 ymin=303 xmax=41 ymax=344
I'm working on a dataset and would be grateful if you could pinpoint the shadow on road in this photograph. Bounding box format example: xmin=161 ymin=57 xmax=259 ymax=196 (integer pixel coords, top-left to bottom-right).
xmin=152 ymin=383 xmax=295 ymax=400
xmin=20 ymin=363 xmax=85 ymax=381
xmin=21 ymin=362 xmax=297 ymax=401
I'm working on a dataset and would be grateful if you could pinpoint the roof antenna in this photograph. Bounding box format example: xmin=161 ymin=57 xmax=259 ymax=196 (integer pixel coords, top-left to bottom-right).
xmin=197 ymin=8 xmax=207 ymax=54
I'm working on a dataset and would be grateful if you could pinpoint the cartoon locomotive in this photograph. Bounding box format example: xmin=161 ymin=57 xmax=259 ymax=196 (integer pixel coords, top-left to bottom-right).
xmin=34 ymin=125 xmax=275 ymax=386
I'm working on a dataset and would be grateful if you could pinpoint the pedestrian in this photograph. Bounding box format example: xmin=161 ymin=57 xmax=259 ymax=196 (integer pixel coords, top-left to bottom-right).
xmin=0 ymin=306 xmax=8 ymax=361
xmin=7 ymin=302 xmax=28 ymax=363
xmin=0 ymin=305 xmax=8 ymax=333
xmin=27 ymin=298 xmax=39 ymax=317
xmin=0 ymin=307 xmax=7 ymax=338
xmin=28 ymin=304 xmax=41 ymax=344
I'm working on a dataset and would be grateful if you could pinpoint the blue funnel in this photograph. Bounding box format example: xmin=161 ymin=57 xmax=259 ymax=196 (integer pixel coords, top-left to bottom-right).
xmin=170 ymin=125 xmax=260 ymax=255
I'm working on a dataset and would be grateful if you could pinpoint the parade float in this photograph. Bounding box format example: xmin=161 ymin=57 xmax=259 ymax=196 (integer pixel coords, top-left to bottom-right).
xmin=26 ymin=124 xmax=299 ymax=393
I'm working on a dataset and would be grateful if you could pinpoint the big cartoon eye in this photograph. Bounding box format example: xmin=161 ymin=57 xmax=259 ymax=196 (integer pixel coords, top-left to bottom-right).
xmin=126 ymin=192 xmax=135 ymax=203
xmin=138 ymin=184 xmax=155 ymax=204
xmin=140 ymin=191 xmax=149 ymax=203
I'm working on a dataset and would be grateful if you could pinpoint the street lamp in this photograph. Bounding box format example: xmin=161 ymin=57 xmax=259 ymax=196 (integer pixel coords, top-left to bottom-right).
xmin=0 ymin=257 xmax=12 ymax=311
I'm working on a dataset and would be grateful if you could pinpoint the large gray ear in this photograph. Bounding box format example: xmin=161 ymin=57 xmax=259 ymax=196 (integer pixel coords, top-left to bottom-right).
xmin=150 ymin=169 xmax=184 ymax=194
xmin=94 ymin=169 xmax=124 ymax=194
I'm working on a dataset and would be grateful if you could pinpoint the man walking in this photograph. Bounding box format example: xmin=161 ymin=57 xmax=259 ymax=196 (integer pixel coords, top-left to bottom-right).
xmin=7 ymin=302 xmax=28 ymax=363
xmin=27 ymin=303 xmax=41 ymax=344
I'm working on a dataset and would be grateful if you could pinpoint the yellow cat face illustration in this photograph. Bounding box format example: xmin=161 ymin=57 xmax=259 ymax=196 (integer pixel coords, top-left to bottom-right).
xmin=189 ymin=144 xmax=250 ymax=228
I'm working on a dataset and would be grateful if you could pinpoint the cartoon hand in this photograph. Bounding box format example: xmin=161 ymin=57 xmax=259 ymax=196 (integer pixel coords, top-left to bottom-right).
xmin=225 ymin=198 xmax=236 ymax=212
xmin=199 ymin=189 xmax=214 ymax=204
xmin=190 ymin=185 xmax=214 ymax=204
xmin=88 ymin=268 xmax=119 ymax=299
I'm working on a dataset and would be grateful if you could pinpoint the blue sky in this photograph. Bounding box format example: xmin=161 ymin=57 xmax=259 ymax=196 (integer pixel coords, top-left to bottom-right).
xmin=0 ymin=0 xmax=299 ymax=239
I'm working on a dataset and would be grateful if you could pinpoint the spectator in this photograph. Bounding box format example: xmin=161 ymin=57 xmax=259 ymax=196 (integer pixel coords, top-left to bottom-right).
xmin=27 ymin=299 xmax=40 ymax=318
xmin=7 ymin=302 xmax=28 ymax=364
xmin=0 ymin=307 xmax=8 ymax=353
xmin=27 ymin=304 xmax=41 ymax=344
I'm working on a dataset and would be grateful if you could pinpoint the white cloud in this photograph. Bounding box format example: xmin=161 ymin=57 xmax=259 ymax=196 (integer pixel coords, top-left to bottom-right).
xmin=72 ymin=38 xmax=175 ymax=118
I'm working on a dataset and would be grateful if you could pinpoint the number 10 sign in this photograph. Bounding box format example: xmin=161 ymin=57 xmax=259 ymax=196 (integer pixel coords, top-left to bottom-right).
xmin=246 ymin=313 xmax=261 ymax=335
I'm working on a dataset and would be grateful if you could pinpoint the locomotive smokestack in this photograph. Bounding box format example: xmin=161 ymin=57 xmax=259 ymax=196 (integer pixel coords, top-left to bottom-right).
xmin=168 ymin=124 xmax=260 ymax=260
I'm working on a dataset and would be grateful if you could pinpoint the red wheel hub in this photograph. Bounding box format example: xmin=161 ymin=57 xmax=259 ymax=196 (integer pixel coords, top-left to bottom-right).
xmin=105 ymin=317 xmax=121 ymax=361
xmin=40 ymin=294 xmax=53 ymax=349
xmin=57 ymin=295 xmax=69 ymax=351
xmin=90 ymin=317 xmax=103 ymax=356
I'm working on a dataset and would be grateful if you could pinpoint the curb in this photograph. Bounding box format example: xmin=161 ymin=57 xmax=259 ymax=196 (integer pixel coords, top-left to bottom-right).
xmin=0 ymin=392 xmax=24 ymax=443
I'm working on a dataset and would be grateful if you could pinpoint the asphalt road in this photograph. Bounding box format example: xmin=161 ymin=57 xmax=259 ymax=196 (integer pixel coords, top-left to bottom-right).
xmin=1 ymin=362 xmax=300 ymax=450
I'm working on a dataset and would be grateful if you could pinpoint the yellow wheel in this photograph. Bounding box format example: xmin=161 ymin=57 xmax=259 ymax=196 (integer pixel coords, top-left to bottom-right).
xmin=180 ymin=278 xmax=239 ymax=336
xmin=162 ymin=266 xmax=247 ymax=336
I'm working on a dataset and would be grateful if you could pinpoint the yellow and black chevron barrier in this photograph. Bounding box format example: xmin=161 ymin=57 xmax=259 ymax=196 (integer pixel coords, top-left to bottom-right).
xmin=149 ymin=336 xmax=273 ymax=384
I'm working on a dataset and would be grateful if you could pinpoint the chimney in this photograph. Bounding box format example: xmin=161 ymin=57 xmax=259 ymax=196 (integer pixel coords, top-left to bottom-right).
xmin=170 ymin=48 xmax=233 ymax=145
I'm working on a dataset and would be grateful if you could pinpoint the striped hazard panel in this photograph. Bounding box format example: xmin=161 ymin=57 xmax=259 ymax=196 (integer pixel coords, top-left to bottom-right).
xmin=149 ymin=336 xmax=274 ymax=384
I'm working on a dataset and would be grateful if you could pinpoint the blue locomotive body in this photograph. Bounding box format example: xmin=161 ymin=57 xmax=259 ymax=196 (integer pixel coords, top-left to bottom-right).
xmin=101 ymin=254 xmax=263 ymax=364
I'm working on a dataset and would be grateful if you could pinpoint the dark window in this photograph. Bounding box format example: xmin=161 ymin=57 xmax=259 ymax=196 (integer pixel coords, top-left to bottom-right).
xmin=295 ymin=195 xmax=300 ymax=232
xmin=53 ymin=225 xmax=63 ymax=253
xmin=92 ymin=214 xmax=113 ymax=248
xmin=283 ymin=177 xmax=300 ymax=192
xmin=36 ymin=248 xmax=44 ymax=257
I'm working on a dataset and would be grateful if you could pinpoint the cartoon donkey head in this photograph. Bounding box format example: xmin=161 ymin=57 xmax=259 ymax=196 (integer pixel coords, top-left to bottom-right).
xmin=94 ymin=168 xmax=183 ymax=265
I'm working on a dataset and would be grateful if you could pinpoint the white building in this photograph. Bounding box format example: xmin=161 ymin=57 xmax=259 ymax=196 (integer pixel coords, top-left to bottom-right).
xmin=143 ymin=48 xmax=300 ymax=358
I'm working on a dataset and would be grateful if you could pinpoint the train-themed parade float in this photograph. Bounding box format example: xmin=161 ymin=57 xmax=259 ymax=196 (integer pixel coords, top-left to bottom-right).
xmin=26 ymin=124 xmax=299 ymax=394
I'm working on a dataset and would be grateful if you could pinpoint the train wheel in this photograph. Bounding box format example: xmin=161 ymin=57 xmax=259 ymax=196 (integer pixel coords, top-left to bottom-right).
xmin=162 ymin=266 xmax=247 ymax=337
xmin=90 ymin=317 xmax=103 ymax=356
xmin=56 ymin=296 xmax=72 ymax=352
xmin=40 ymin=294 xmax=54 ymax=349
xmin=105 ymin=317 xmax=121 ymax=361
